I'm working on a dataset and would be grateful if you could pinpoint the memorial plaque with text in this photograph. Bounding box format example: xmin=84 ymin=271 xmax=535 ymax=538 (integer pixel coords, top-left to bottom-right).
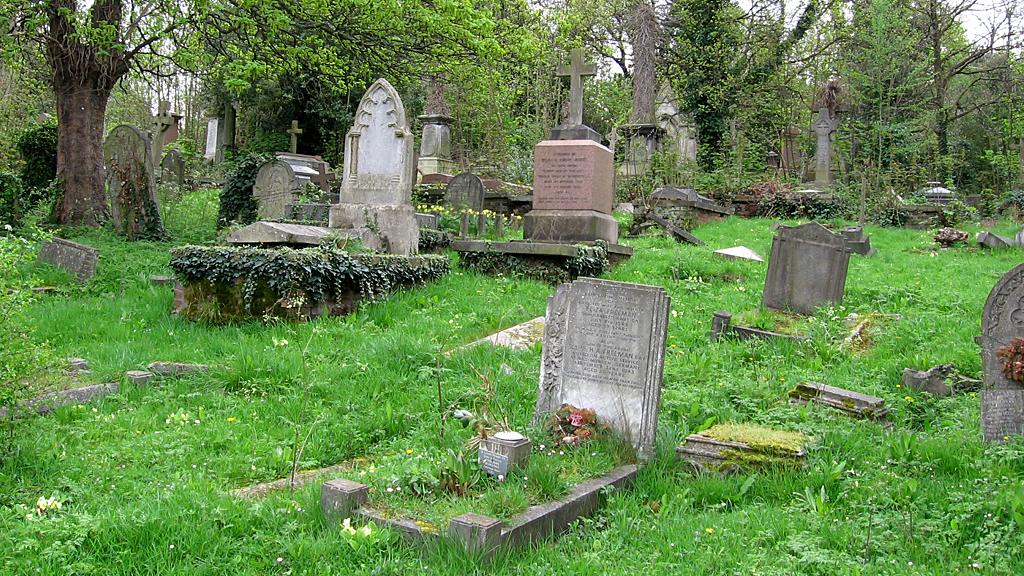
xmin=979 ymin=263 xmax=1024 ymax=441
xmin=534 ymin=278 xmax=669 ymax=458
xmin=532 ymin=140 xmax=613 ymax=213
xmin=982 ymin=390 xmax=1024 ymax=442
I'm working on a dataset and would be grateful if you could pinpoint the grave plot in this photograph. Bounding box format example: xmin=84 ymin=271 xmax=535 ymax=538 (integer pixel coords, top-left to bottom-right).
xmin=678 ymin=424 xmax=810 ymax=472
xmin=312 ymin=277 xmax=669 ymax=554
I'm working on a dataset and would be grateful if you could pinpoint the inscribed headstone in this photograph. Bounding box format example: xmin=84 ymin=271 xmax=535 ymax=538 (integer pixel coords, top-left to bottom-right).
xmin=445 ymin=173 xmax=486 ymax=212
xmin=161 ymin=150 xmax=185 ymax=185
xmin=329 ymin=78 xmax=419 ymax=254
xmin=980 ymin=263 xmax=1024 ymax=441
xmin=37 ymin=238 xmax=99 ymax=283
xmin=762 ymin=222 xmax=849 ymax=315
xmin=534 ymin=278 xmax=669 ymax=458
xmin=104 ymin=125 xmax=165 ymax=240
xmin=204 ymin=118 xmax=219 ymax=160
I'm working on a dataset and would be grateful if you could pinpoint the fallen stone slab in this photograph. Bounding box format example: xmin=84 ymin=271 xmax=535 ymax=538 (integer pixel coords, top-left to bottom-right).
xmin=714 ymin=246 xmax=763 ymax=262
xmin=149 ymin=275 xmax=176 ymax=286
xmin=233 ymin=461 xmax=362 ymax=499
xmin=37 ymin=237 xmax=99 ymax=283
xmin=466 ymin=317 xmax=545 ymax=351
xmin=710 ymin=311 xmax=804 ymax=342
xmin=125 ymin=370 xmax=153 ymax=387
xmin=678 ymin=424 xmax=808 ymax=472
xmin=225 ymin=221 xmax=339 ymax=246
xmin=147 ymin=362 xmax=210 ymax=376
xmin=788 ymin=381 xmax=890 ymax=421
xmin=647 ymin=213 xmax=704 ymax=246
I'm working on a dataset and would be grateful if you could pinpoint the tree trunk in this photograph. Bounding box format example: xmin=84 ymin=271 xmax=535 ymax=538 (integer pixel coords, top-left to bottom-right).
xmin=629 ymin=1 xmax=658 ymax=124
xmin=54 ymin=83 xmax=112 ymax=226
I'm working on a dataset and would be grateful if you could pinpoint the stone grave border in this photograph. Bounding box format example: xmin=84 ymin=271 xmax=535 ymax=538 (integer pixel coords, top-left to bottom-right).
xmin=321 ymin=464 xmax=637 ymax=557
xmin=787 ymin=381 xmax=891 ymax=423
xmin=0 ymin=361 xmax=210 ymax=419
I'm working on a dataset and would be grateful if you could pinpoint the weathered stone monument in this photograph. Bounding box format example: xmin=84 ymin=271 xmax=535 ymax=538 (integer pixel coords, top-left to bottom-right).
xmin=104 ymin=125 xmax=165 ymax=240
xmin=253 ymin=159 xmax=304 ymax=220
xmin=151 ymin=100 xmax=179 ymax=168
xmin=329 ymin=78 xmax=419 ymax=255
xmin=781 ymin=125 xmax=802 ymax=175
xmin=534 ymin=278 xmax=669 ymax=459
xmin=417 ymin=76 xmax=457 ymax=177
xmin=275 ymin=152 xmax=335 ymax=193
xmin=523 ymin=50 xmax=617 ymax=243
xmin=161 ymin=150 xmax=185 ymax=186
xmin=762 ymin=222 xmax=850 ymax=315
xmin=809 ymin=81 xmax=844 ymax=189
xmin=445 ymin=173 xmax=486 ymax=212
xmin=979 ymin=263 xmax=1024 ymax=441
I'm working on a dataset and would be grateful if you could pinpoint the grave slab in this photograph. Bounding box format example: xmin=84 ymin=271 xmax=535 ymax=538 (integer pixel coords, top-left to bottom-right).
xmin=714 ymin=246 xmax=763 ymax=262
xmin=788 ymin=381 xmax=889 ymax=421
xmin=38 ymin=238 xmax=99 ymax=283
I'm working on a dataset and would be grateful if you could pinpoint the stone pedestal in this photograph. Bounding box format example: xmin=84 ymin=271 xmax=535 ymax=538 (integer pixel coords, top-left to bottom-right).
xmin=329 ymin=203 xmax=419 ymax=255
xmin=617 ymin=123 xmax=664 ymax=178
xmin=549 ymin=124 xmax=602 ymax=143
xmin=523 ymin=139 xmax=617 ymax=244
xmin=417 ymin=114 xmax=456 ymax=177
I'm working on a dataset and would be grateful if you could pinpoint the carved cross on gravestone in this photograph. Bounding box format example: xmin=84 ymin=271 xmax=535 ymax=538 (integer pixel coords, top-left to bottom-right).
xmin=287 ymin=120 xmax=303 ymax=154
xmin=557 ymin=48 xmax=596 ymax=126
xmin=813 ymin=107 xmax=837 ymax=187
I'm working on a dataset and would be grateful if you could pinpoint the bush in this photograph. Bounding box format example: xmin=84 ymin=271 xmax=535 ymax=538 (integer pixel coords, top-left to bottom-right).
xmin=757 ymin=190 xmax=848 ymax=220
xmin=15 ymin=122 xmax=58 ymax=196
xmin=939 ymin=199 xmax=976 ymax=228
xmin=1 ymin=231 xmax=54 ymax=443
xmin=0 ymin=172 xmax=23 ymax=228
xmin=217 ymin=153 xmax=271 ymax=228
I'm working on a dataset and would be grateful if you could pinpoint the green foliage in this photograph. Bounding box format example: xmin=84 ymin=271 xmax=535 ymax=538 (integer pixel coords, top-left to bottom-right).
xmin=418 ymin=229 xmax=452 ymax=253
xmin=939 ymin=200 xmax=977 ymax=228
xmin=757 ymin=190 xmax=849 ymax=220
xmin=169 ymin=245 xmax=450 ymax=323
xmin=457 ymin=243 xmax=609 ymax=285
xmin=0 ymin=172 xmax=23 ymax=228
xmin=14 ymin=122 xmax=57 ymax=200
xmin=217 ymin=153 xmax=270 ymax=228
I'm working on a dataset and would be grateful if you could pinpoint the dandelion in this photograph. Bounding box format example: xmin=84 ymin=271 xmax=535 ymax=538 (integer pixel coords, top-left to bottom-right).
xmin=405 ymin=449 xmax=414 ymax=455
xmin=35 ymin=496 xmax=62 ymax=515
xmin=227 ymin=417 xmax=236 ymax=423
xmin=705 ymin=527 xmax=714 ymax=534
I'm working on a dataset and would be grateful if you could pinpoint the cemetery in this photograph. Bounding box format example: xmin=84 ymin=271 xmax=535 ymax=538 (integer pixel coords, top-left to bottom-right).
xmin=3 ymin=1 xmax=1024 ymax=574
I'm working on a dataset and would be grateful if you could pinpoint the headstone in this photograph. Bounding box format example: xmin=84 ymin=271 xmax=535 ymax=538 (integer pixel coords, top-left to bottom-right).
xmin=104 ymin=124 xmax=165 ymax=240
xmin=477 ymin=431 xmax=531 ymax=477
xmin=841 ymin=226 xmax=873 ymax=256
xmin=151 ymin=100 xmax=175 ymax=167
xmin=646 ymin=213 xmax=703 ymax=245
xmin=781 ymin=125 xmax=801 ymax=174
xmin=253 ymin=159 xmax=304 ymax=220
xmin=714 ymin=246 xmax=763 ymax=262
xmin=979 ymin=263 xmax=1024 ymax=441
xmin=445 ymin=173 xmax=486 ymax=212
xmin=329 ymin=78 xmax=419 ymax=255
xmin=275 ymin=152 xmax=335 ymax=193
xmin=161 ymin=150 xmax=185 ymax=185
xmin=655 ymin=84 xmax=698 ymax=163
xmin=415 ymin=213 xmax=439 ymax=230
xmin=37 ymin=238 xmax=99 ymax=283
xmin=650 ymin=187 xmax=733 ymax=219
xmin=762 ymin=222 xmax=850 ymax=315
xmin=534 ymin=278 xmax=669 ymax=459
xmin=978 ymin=231 xmax=1016 ymax=249
xmin=204 ymin=118 xmax=220 ymax=160
xmin=903 ymin=365 xmax=954 ymax=396
xmin=287 ymin=120 xmax=303 ymax=154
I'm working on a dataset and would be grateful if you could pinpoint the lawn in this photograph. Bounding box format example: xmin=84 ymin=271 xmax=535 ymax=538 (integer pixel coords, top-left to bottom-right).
xmin=2 ymin=189 xmax=1023 ymax=575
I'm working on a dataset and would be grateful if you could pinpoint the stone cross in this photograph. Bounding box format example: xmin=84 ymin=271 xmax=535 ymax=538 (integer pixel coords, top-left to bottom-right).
xmin=152 ymin=100 xmax=175 ymax=167
xmin=287 ymin=120 xmax=303 ymax=154
xmin=557 ymin=48 xmax=596 ymax=126
xmin=813 ymin=107 xmax=837 ymax=187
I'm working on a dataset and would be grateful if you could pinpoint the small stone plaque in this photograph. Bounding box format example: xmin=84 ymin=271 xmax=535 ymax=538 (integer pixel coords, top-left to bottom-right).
xmin=38 ymin=238 xmax=99 ymax=283
xmin=535 ymin=278 xmax=669 ymax=458
xmin=478 ymin=431 xmax=531 ymax=477
xmin=478 ymin=448 xmax=511 ymax=476
xmin=981 ymin=389 xmax=1024 ymax=442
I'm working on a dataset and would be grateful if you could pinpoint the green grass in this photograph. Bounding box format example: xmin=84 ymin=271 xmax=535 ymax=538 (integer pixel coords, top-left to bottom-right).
xmin=3 ymin=190 xmax=1024 ymax=574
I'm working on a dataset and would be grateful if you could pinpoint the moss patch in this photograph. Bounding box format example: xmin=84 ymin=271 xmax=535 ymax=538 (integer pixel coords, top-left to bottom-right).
xmin=703 ymin=423 xmax=809 ymax=456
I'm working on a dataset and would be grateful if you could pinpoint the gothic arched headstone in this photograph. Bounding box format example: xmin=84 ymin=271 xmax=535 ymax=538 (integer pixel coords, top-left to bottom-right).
xmin=980 ymin=264 xmax=1024 ymax=441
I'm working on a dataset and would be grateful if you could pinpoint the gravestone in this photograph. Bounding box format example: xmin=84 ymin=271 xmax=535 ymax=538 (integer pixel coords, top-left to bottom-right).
xmin=781 ymin=125 xmax=802 ymax=174
xmin=104 ymin=125 xmax=165 ymax=240
xmin=418 ymin=114 xmax=456 ymax=176
xmin=287 ymin=120 xmax=303 ymax=154
xmin=762 ymin=222 xmax=850 ymax=315
xmin=203 ymin=118 xmax=219 ymax=160
xmin=979 ymin=263 xmax=1024 ymax=441
xmin=812 ymin=107 xmax=836 ymax=188
xmin=253 ymin=159 xmax=304 ymax=220
xmin=37 ymin=238 xmax=99 ymax=283
xmin=445 ymin=173 xmax=486 ymax=212
xmin=534 ymin=278 xmax=670 ymax=459
xmin=275 ymin=152 xmax=335 ymax=193
xmin=329 ymin=78 xmax=419 ymax=255
xmin=550 ymin=49 xmax=600 ymax=142
xmin=161 ymin=150 xmax=185 ymax=185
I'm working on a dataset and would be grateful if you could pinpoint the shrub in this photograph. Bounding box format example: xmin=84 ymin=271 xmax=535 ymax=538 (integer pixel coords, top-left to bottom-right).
xmin=0 ymin=172 xmax=23 ymax=228
xmin=939 ymin=199 xmax=976 ymax=228
xmin=15 ymin=122 xmax=58 ymax=195
xmin=217 ymin=153 xmax=270 ymax=228
xmin=757 ymin=190 xmax=848 ymax=220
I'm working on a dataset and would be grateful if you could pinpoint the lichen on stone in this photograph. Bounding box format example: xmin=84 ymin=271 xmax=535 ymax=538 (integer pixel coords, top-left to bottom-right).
xmin=703 ymin=423 xmax=809 ymax=456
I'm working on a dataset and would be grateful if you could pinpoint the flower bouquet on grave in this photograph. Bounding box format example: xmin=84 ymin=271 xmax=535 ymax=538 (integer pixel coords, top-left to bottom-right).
xmin=549 ymin=404 xmax=606 ymax=446
xmin=998 ymin=337 xmax=1024 ymax=383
